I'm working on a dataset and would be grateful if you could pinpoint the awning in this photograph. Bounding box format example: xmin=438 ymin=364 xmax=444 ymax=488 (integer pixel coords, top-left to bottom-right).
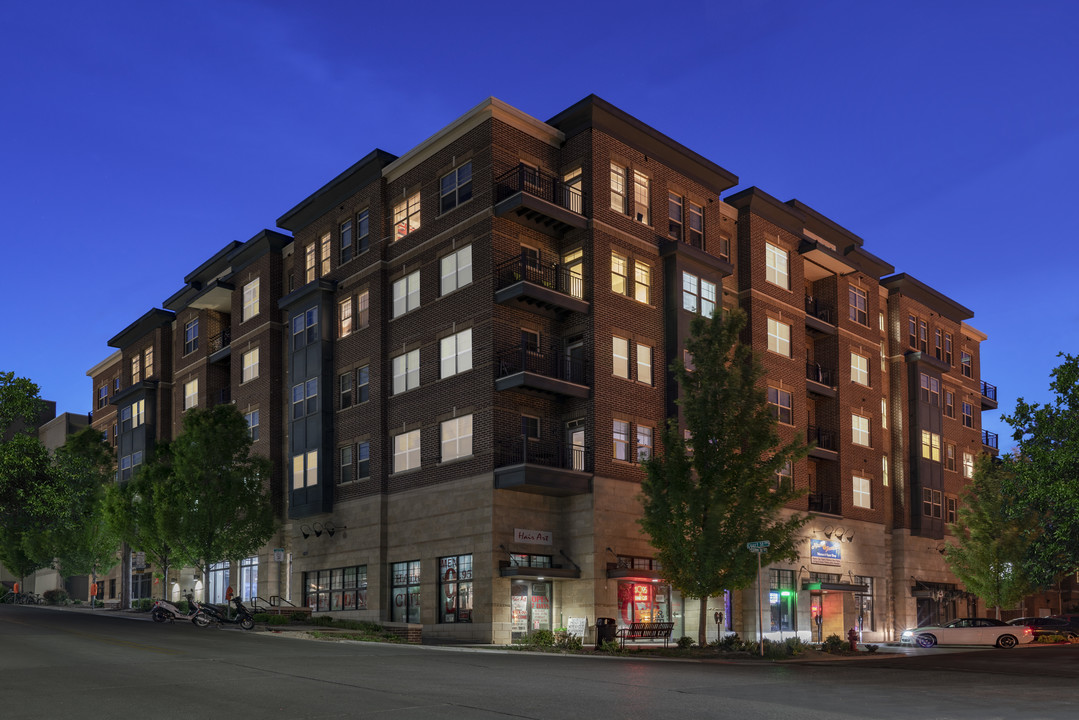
xmin=606 ymin=569 xmax=664 ymax=581
xmin=499 ymin=566 xmax=579 ymax=580
xmin=802 ymin=581 xmax=869 ymax=593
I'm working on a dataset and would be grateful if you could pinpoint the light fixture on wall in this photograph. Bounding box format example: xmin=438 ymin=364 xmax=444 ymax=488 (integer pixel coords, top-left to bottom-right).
xmin=823 ymin=525 xmax=834 ymax=538
xmin=300 ymin=524 xmax=313 ymax=539
xmin=834 ymin=527 xmax=846 ymax=541
xmin=844 ymin=529 xmax=855 ymax=543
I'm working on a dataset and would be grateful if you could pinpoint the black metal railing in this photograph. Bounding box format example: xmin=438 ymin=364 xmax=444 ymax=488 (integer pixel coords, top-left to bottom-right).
xmin=495 ymin=253 xmax=585 ymax=301
xmin=209 ymin=328 xmax=232 ymax=353
xmin=495 ymin=436 xmax=592 ymax=473
xmin=808 ymin=425 xmax=837 ymax=451
xmin=496 ymin=345 xmax=588 ymax=385
xmin=804 ymin=296 xmax=834 ymax=324
xmin=982 ymin=429 xmax=999 ymax=450
xmin=981 ymin=380 xmax=997 ymax=402
xmin=809 ymin=493 xmax=839 ymax=514
xmin=495 ymin=164 xmax=585 ymax=215
xmin=806 ymin=362 xmax=837 ymax=387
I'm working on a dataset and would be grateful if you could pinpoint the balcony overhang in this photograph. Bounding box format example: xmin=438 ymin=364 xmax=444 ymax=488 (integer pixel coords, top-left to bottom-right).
xmin=808 ymin=446 xmax=839 ymax=461
xmin=658 ymin=239 xmax=734 ymax=277
xmin=494 ymin=192 xmax=588 ymax=238
xmin=494 ymin=463 xmax=592 ymax=496
xmin=806 ymin=378 xmax=837 ymax=398
xmin=805 ymin=314 xmax=837 ymax=335
xmin=495 ymin=372 xmax=589 ymax=398
xmin=981 ymin=395 xmax=998 ymax=411
xmin=495 ymin=280 xmax=590 ymax=316
xmin=209 ymin=344 xmax=231 ymax=364
xmin=798 ymin=237 xmax=858 ymax=275
xmin=606 ymin=568 xmax=664 ymax=581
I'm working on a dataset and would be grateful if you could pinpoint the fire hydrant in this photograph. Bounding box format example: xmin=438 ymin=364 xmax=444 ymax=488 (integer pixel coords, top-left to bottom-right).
xmin=847 ymin=627 xmax=859 ymax=652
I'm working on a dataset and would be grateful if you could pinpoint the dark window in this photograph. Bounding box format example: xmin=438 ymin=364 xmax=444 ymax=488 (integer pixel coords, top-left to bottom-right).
xmin=849 ymin=286 xmax=868 ymax=325
xmin=919 ymin=320 xmax=928 ymax=353
xmin=390 ymin=561 xmax=421 ymax=623
xmin=768 ymin=387 xmax=793 ymax=425
xmin=357 ymin=366 xmax=369 ymax=403
xmin=962 ymin=402 xmax=973 ymax=428
xmin=908 ymin=316 xmax=917 ymax=348
xmin=934 ymin=329 xmax=943 ymax=360
xmin=305 ymin=378 xmax=318 ymax=415
xmin=303 ymin=566 xmax=367 ymax=612
xmin=357 ymin=209 xmax=369 ymax=254
xmin=340 ymin=445 xmax=353 ymax=484
xmin=357 ymin=441 xmax=370 ymax=480
xmin=440 ymin=162 xmax=472 ymax=213
xmin=961 ymin=352 xmax=972 ymax=378
xmin=340 ymin=372 xmax=353 ymax=409
xmin=439 ymin=554 xmax=473 ymax=623
xmin=340 ymin=219 xmax=353 ymax=263
xmin=184 ymin=319 xmax=199 ymax=355
xmin=521 ymin=415 xmax=540 ymax=440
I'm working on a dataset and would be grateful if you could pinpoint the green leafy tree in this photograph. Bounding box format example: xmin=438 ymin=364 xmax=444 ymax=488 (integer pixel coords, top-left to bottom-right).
xmin=945 ymin=455 xmax=1033 ymax=618
xmin=0 ymin=372 xmax=56 ymax=520
xmin=640 ymin=309 xmax=810 ymax=645
xmin=158 ymin=405 xmax=275 ymax=601
xmin=1001 ymin=353 xmax=1079 ymax=586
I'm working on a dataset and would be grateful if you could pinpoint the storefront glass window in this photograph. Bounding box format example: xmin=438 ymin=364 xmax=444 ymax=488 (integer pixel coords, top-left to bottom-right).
xmin=617 ymin=582 xmax=671 ymax=626
xmin=855 ymin=576 xmax=874 ymax=631
xmin=303 ymin=566 xmax=367 ymax=612
xmin=769 ymin=569 xmax=796 ymax=632
xmin=208 ymin=561 xmax=229 ymax=604
xmin=439 ymin=555 xmax=473 ymax=623
xmin=511 ymin=581 xmax=552 ymax=640
xmin=391 ymin=560 xmax=420 ymax=623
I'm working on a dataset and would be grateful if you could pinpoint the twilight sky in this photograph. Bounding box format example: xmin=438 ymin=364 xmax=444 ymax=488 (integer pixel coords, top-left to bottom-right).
xmin=2 ymin=0 xmax=1076 ymax=447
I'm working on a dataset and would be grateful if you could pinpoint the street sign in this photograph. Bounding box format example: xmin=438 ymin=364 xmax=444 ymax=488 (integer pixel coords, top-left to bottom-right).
xmin=746 ymin=540 xmax=770 ymax=553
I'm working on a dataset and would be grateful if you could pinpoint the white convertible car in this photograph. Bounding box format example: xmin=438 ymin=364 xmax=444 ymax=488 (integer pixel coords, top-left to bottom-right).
xmin=901 ymin=618 xmax=1035 ymax=648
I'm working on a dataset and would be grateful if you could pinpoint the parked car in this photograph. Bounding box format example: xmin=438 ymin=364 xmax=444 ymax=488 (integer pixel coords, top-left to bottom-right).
xmin=1007 ymin=616 xmax=1079 ymax=639
xmin=901 ymin=618 xmax=1034 ymax=648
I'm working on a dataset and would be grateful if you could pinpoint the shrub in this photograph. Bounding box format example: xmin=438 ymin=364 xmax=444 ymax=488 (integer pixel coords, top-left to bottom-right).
xmin=761 ymin=639 xmax=788 ymax=660
xmin=290 ymin=612 xmax=308 ymax=622
xmin=784 ymin=636 xmax=809 ymax=656
xmin=136 ymin=598 xmax=153 ymax=612
xmin=524 ymin=629 xmax=555 ymax=647
xmin=252 ymin=613 xmax=272 ymax=623
xmin=1036 ymin=634 xmax=1069 ymax=644
xmin=676 ymin=636 xmax=695 ymax=649
xmin=311 ymin=615 xmax=335 ymax=627
xmin=43 ymin=589 xmax=68 ymax=605
xmin=822 ymin=633 xmax=850 ymax=654
xmin=713 ymin=633 xmax=752 ymax=652
xmin=599 ymin=639 xmax=622 ymax=653
xmin=555 ymin=633 xmax=584 ymax=651
xmin=268 ymin=615 xmax=290 ymax=625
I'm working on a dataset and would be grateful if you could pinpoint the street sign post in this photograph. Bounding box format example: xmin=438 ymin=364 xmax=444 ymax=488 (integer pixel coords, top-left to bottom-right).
xmin=747 ymin=541 xmax=770 ymax=656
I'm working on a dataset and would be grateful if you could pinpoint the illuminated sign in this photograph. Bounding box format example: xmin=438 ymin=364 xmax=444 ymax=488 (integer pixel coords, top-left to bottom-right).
xmin=810 ymin=539 xmax=842 ymax=566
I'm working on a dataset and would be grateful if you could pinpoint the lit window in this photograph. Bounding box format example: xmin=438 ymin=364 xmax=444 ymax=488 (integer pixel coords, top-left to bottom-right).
xmin=632 ymin=170 xmax=650 ymax=223
xmin=613 ymin=420 xmax=630 ymax=461
xmin=881 ymin=398 xmax=887 ymax=429
xmin=851 ymin=353 xmax=869 ymax=386
xmin=392 ymin=271 xmax=420 ymax=318
xmin=767 ymin=318 xmax=791 ymax=357
xmin=184 ymin=319 xmax=199 ymax=355
xmin=921 ymin=430 xmax=941 ymax=462
xmin=394 ymin=191 xmax=421 ymax=240
xmin=610 ymin=163 xmax=627 ymax=213
xmin=440 ymin=245 xmax=473 ymax=295
xmin=357 ymin=291 xmax=369 ymax=329
xmin=306 ymin=450 xmax=319 ymax=488
xmin=440 ymin=329 xmax=472 ymax=379
xmin=765 ymin=242 xmax=788 ymax=289
xmin=440 ymin=162 xmax=472 ymax=213
xmin=852 ymin=414 xmax=870 ymax=447
xmin=392 ymin=350 xmax=420 ymax=395
xmin=611 ymin=252 xmax=628 ymax=296
xmin=768 ymin=387 xmax=793 ymax=425
xmin=853 ymin=475 xmax=871 ymax=508
xmin=320 ymin=233 xmax=331 ymax=276
xmin=144 ymin=347 xmax=153 ymax=379
xmin=682 ymin=272 xmax=716 ymax=316
xmin=339 ymin=298 xmax=352 ymax=338
xmin=441 ymin=415 xmax=473 ymax=462
xmin=882 ymin=455 xmax=889 ymax=487
xmin=394 ymin=430 xmax=421 ymax=473
xmin=612 ymin=336 xmax=630 ymax=379
xmin=636 ymin=343 xmax=652 ymax=385
xmin=774 ymin=460 xmax=793 ymax=492
xmin=242 ymin=348 xmax=259 ymax=383
xmin=636 ymin=426 xmax=653 ymax=462
xmin=962 ymin=452 xmax=974 ymax=478
xmin=183 ymin=379 xmax=198 ymax=411
xmin=305 ymin=243 xmax=316 ymax=283
xmin=849 ymin=286 xmax=868 ymax=325
xmin=131 ymin=356 xmax=141 ymax=384
xmin=243 ymin=279 xmax=259 ymax=322
xmin=634 ymin=261 xmax=651 ymax=304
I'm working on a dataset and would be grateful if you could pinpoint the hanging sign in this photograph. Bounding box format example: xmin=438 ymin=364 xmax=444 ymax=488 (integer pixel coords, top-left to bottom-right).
xmin=810 ymin=539 xmax=842 ymax=566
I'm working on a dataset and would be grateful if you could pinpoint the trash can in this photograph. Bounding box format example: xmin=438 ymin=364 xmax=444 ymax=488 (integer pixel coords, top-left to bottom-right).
xmin=595 ymin=617 xmax=617 ymax=649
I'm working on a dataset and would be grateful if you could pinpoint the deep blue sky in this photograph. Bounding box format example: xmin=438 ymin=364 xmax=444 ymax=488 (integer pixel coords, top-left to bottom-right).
xmin=3 ymin=1 xmax=1076 ymax=448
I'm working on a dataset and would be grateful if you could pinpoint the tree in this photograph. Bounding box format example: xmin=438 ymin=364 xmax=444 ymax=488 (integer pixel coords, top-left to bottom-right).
xmin=158 ymin=405 xmax=275 ymax=601
xmin=945 ymin=455 xmax=1033 ymax=618
xmin=1001 ymin=353 xmax=1079 ymax=587
xmin=640 ymin=309 xmax=810 ymax=645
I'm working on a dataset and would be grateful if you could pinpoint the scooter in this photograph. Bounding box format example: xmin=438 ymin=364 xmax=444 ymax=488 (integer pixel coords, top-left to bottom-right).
xmin=190 ymin=594 xmax=255 ymax=630
xmin=150 ymin=597 xmax=193 ymax=623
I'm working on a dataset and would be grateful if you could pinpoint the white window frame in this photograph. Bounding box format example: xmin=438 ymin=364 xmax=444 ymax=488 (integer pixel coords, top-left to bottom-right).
xmin=636 ymin=425 xmax=653 ymax=462
xmin=852 ymin=414 xmax=870 ymax=447
xmin=851 ymin=352 xmax=869 ymax=386
xmin=440 ymin=245 xmax=473 ymax=295
xmin=242 ymin=348 xmax=259 ymax=383
xmin=242 ymin=279 xmax=259 ymax=322
xmin=440 ymin=414 xmax=473 ymax=462
xmin=439 ymin=161 xmax=472 ymax=213
xmin=392 ymin=271 xmax=420 ymax=318
xmin=394 ymin=430 xmax=421 ymax=473
xmin=765 ymin=242 xmax=789 ymax=289
xmin=853 ymin=475 xmax=871 ymax=509
xmin=339 ymin=297 xmax=353 ymax=338
xmin=632 ymin=170 xmax=650 ymax=224
xmin=394 ymin=191 xmax=421 ymax=240
xmin=636 ymin=343 xmax=652 ymax=385
xmin=613 ymin=420 xmax=630 ymax=461
xmin=245 ymin=410 xmax=259 ymax=442
xmin=183 ymin=379 xmax=198 ymax=411
xmin=320 ymin=233 xmax=331 ymax=276
xmin=440 ymin=329 xmax=472 ymax=379
xmin=612 ymin=336 xmax=630 ymax=379
xmin=634 ymin=260 xmax=651 ymax=304
xmin=962 ymin=452 xmax=974 ymax=478
xmin=611 ymin=252 xmax=628 ymax=296
xmin=610 ymin=162 xmax=626 ymax=213
xmin=392 ymin=349 xmax=420 ymax=395
xmin=767 ymin=318 xmax=791 ymax=357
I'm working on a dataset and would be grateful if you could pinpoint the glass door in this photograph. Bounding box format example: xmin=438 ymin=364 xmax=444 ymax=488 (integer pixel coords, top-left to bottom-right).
xmin=565 ymin=420 xmax=585 ymax=471
xmin=511 ymin=581 xmax=553 ymax=641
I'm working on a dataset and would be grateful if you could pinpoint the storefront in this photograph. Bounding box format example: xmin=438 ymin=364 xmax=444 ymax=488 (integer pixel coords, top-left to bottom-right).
xmin=500 ymin=552 xmax=579 ymax=642
xmin=606 ymin=556 xmax=685 ymax=639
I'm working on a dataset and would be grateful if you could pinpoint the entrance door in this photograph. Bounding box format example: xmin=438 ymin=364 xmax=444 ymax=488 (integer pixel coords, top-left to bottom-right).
xmin=511 ymin=581 xmax=553 ymax=641
xmin=564 ymin=337 xmax=585 ymax=384
xmin=565 ymin=421 xmax=585 ymax=471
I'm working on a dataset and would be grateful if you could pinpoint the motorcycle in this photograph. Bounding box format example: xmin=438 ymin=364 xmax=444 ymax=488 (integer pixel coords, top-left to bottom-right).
xmin=189 ymin=594 xmax=255 ymax=630
xmin=150 ymin=598 xmax=193 ymax=623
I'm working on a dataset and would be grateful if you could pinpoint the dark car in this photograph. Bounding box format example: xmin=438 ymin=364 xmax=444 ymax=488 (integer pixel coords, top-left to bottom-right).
xmin=1006 ymin=616 xmax=1078 ymax=638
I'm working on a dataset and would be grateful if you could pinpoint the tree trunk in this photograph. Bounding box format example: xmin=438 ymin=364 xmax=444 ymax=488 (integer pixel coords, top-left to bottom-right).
xmin=698 ymin=598 xmax=708 ymax=647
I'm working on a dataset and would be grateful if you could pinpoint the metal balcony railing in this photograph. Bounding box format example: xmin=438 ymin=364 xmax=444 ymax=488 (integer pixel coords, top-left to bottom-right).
xmin=982 ymin=429 xmax=999 ymax=450
xmin=495 ymin=436 xmax=592 ymax=473
xmin=808 ymin=425 xmax=837 ymax=452
xmin=496 ymin=345 xmax=588 ymax=386
xmin=209 ymin=328 xmax=232 ymax=354
xmin=805 ymin=296 xmax=834 ymax=324
xmin=495 ymin=164 xmax=585 ymax=216
xmin=495 ymin=254 xmax=585 ymax=301
xmin=809 ymin=493 xmax=839 ymax=514
xmin=806 ymin=362 xmax=837 ymax=387
xmin=981 ymin=380 xmax=997 ymax=403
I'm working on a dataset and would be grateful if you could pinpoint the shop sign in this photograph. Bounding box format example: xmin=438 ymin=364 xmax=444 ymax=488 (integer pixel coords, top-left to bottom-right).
xmin=514 ymin=528 xmax=552 ymax=545
xmin=810 ymin=538 xmax=842 ymax=566
xmin=567 ymin=617 xmax=587 ymax=637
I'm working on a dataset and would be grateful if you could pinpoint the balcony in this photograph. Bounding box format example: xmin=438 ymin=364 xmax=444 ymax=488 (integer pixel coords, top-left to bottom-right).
xmin=980 ymin=380 xmax=998 ymax=410
xmin=495 ymin=345 xmax=589 ymax=398
xmin=494 ymin=436 xmax=592 ymax=496
xmin=804 ymin=296 xmax=836 ymax=335
xmin=809 ymin=493 xmax=840 ymax=515
xmin=208 ymin=328 xmax=232 ymax=363
xmin=494 ymin=164 xmax=587 ymax=237
xmin=494 ymin=253 xmax=589 ymax=316
xmin=807 ymin=425 xmax=838 ymax=460
xmin=806 ymin=362 xmax=837 ymax=397
xmin=982 ymin=429 xmax=999 ymax=451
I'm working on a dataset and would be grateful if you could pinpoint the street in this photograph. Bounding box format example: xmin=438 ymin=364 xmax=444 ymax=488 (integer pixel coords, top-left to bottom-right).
xmin=2 ymin=604 xmax=1078 ymax=719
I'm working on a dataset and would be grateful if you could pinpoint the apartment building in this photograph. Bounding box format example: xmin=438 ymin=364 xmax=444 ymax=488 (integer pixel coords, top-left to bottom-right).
xmin=89 ymin=95 xmax=996 ymax=642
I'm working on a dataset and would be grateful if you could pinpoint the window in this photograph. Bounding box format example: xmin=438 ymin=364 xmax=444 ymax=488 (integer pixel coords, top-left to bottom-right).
xmin=849 ymin=286 xmax=868 ymax=325
xmin=946 ymin=496 xmax=957 ymax=524
xmin=440 ymin=161 xmax=472 ymax=213
xmin=440 ymin=245 xmax=473 ymax=295
xmin=921 ymin=430 xmax=941 ymax=462
xmin=440 ymin=329 xmax=472 ymax=379
xmin=934 ymin=329 xmax=943 ymax=360
xmin=879 ymin=312 xmax=885 ymax=332
xmin=392 ymin=271 xmax=420 ymax=318
xmin=961 ymin=351 xmax=972 ymax=378
xmin=291 ymin=450 xmax=318 ymax=490
xmin=184 ymin=319 xmax=199 ymax=355
xmin=441 ymin=415 xmax=473 ymax=462
xmin=144 ymin=347 xmax=153 ymax=379
xmin=636 ymin=425 xmax=653 ymax=462
xmin=305 ymin=243 xmax=316 ymax=283
xmin=962 ymin=452 xmax=974 ymax=478
xmin=962 ymin=402 xmax=973 ymax=428
xmin=304 ymin=566 xmax=368 ymax=613
xmin=636 ymin=343 xmax=652 ymax=385
xmin=439 ymin=555 xmax=473 ymax=623
xmin=394 ymin=430 xmax=420 ymax=473
xmin=774 ymin=460 xmax=793 ymax=492
xmin=668 ymin=192 xmax=684 ymax=241
xmin=610 ymin=162 xmax=627 ymax=213
xmin=882 ymin=455 xmax=889 ymax=487
xmin=242 ymin=348 xmax=259 ymax=383
xmin=769 ymin=569 xmax=796 ymax=632
xmin=852 ymin=414 xmax=870 ymax=447
xmin=357 ymin=291 xmax=369 ymax=330
xmin=765 ymin=242 xmax=788 ymax=289
xmin=392 ymin=349 xmax=420 ymax=394
xmin=853 ymin=475 xmax=871 ymax=509
xmin=357 ymin=441 xmax=370 ymax=480
xmin=98 ymin=385 xmax=107 ymax=409
xmin=339 ymin=297 xmax=353 ymax=338
xmin=612 ymin=336 xmax=629 ymax=379
xmin=120 ymin=454 xmax=132 ymax=482
xmin=340 ymin=445 xmax=353 ymax=484
xmin=320 ymin=234 xmax=331 ymax=276
xmin=340 ymin=372 xmax=353 ymax=409
xmin=394 ymin=191 xmax=421 ymax=240
xmin=613 ymin=420 xmax=630 ymax=461
xmin=120 ymin=405 xmax=132 ymax=433
xmin=114 ymin=377 xmax=120 ymax=392
xmin=357 ymin=366 xmax=369 ymax=403
xmin=944 ymin=390 xmax=955 ymax=418
xmin=390 ymin=560 xmax=420 ymax=623
xmin=611 ymin=252 xmax=628 ymax=296
xmin=689 ymin=201 xmax=704 ymax=247
xmin=521 ymin=415 xmax=540 ymax=440
xmin=683 ymin=349 xmax=695 ymax=372
xmin=919 ymin=320 xmax=928 ymax=353
xmin=242 ymin=279 xmax=259 ymax=322
xmin=245 ymin=410 xmax=259 ymax=442
xmin=851 ymin=353 xmax=869 ymax=386
xmin=339 ymin=219 xmax=353 ymax=264
xmin=131 ymin=356 xmax=141 ymax=384
xmin=908 ymin=316 xmax=917 ymax=348
xmin=632 ymin=170 xmax=650 ymax=223
xmin=767 ymin=387 xmax=793 ymax=425
xmin=292 ymin=379 xmax=318 ymax=419
xmin=183 ymin=379 xmax=198 ymax=411
xmin=944 ymin=333 xmax=953 ymax=365
xmin=922 ymin=488 xmax=943 ymax=519
xmin=292 ymin=307 xmax=318 ymax=349
xmin=767 ymin=318 xmax=791 ymax=357
xmin=945 ymin=442 xmax=956 ymax=471
xmin=880 ymin=340 xmax=886 ymax=371
xmin=920 ymin=373 xmax=940 ymax=406
xmin=682 ymin=272 xmax=716 ymax=316
xmin=634 ymin=261 xmax=651 ymax=304
xmin=881 ymin=398 xmax=888 ymax=429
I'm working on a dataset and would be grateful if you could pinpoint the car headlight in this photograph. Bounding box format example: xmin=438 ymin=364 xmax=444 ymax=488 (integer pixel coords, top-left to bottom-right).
xmin=901 ymin=630 xmax=913 ymax=638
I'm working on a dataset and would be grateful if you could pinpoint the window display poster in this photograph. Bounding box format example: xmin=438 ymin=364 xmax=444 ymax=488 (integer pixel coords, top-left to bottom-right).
xmin=531 ymin=593 xmax=550 ymax=629
xmin=511 ymin=583 xmax=528 ymax=632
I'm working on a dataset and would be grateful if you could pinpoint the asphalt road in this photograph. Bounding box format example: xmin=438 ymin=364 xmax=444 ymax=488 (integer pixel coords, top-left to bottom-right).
xmin=2 ymin=604 xmax=1078 ymax=720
